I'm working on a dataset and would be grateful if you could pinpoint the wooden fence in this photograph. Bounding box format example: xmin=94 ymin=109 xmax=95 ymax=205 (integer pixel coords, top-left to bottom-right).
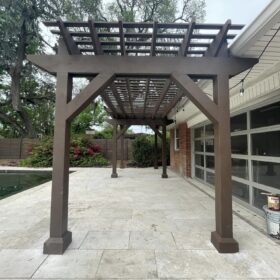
xmin=0 ymin=138 xmax=134 ymax=160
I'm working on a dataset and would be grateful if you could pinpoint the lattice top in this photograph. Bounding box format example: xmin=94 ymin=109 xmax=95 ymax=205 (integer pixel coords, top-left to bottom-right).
xmin=44 ymin=20 xmax=243 ymax=57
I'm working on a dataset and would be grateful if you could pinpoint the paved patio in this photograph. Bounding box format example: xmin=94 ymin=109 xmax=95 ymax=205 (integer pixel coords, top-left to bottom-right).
xmin=0 ymin=167 xmax=279 ymax=279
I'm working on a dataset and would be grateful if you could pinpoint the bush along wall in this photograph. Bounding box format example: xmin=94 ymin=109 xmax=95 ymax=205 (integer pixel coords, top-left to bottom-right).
xmin=20 ymin=135 xmax=109 ymax=168
xmin=132 ymin=134 xmax=170 ymax=167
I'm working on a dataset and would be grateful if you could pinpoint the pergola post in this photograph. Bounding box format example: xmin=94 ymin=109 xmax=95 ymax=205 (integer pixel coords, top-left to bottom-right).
xmin=111 ymin=122 xmax=118 ymax=178
xmin=211 ymin=74 xmax=239 ymax=253
xmin=161 ymin=124 xmax=168 ymax=178
xmin=43 ymin=72 xmax=72 ymax=254
xmin=154 ymin=130 xmax=158 ymax=169
xmin=120 ymin=124 xmax=125 ymax=169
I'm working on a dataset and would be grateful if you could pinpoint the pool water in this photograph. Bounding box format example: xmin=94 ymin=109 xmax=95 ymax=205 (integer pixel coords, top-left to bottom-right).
xmin=0 ymin=170 xmax=52 ymax=199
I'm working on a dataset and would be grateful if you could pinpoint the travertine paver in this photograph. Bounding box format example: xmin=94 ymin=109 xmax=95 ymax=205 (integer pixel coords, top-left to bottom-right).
xmin=96 ymin=250 xmax=158 ymax=278
xmin=0 ymin=167 xmax=279 ymax=279
xmin=80 ymin=231 xmax=130 ymax=249
xmin=33 ymin=250 xmax=103 ymax=278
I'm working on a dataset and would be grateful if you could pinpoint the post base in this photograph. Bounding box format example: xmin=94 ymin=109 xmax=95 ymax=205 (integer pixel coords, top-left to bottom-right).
xmin=111 ymin=173 xmax=118 ymax=178
xmin=161 ymin=173 xmax=168 ymax=178
xmin=211 ymin=231 xmax=239 ymax=253
xmin=43 ymin=230 xmax=72 ymax=255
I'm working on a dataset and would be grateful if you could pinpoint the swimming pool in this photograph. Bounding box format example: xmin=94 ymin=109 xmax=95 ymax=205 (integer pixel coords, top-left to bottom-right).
xmin=0 ymin=170 xmax=52 ymax=199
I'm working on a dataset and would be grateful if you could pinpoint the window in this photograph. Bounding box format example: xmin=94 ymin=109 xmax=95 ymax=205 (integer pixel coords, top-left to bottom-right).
xmin=231 ymin=135 xmax=247 ymax=155
xmin=251 ymin=101 xmax=280 ymax=129
xmin=174 ymin=127 xmax=180 ymax=150
xmin=252 ymin=160 xmax=280 ymax=190
xmin=195 ymin=168 xmax=204 ymax=180
xmin=232 ymin=180 xmax=249 ymax=203
xmin=205 ymin=138 xmax=214 ymax=153
xmin=192 ymin=101 xmax=280 ymax=214
xmin=231 ymin=113 xmax=247 ymax=132
xmin=195 ymin=140 xmax=204 ymax=152
xmin=205 ymin=124 xmax=214 ymax=136
xmin=194 ymin=127 xmax=204 ymax=138
xmin=232 ymin=158 xmax=248 ymax=179
xmin=206 ymin=156 xmax=214 ymax=169
xmin=251 ymin=131 xmax=280 ymax=156
xmin=195 ymin=154 xmax=204 ymax=167
xmin=206 ymin=172 xmax=215 ymax=185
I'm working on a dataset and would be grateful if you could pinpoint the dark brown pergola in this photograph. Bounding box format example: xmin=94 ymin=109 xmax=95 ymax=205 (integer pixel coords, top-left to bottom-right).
xmin=28 ymin=19 xmax=258 ymax=255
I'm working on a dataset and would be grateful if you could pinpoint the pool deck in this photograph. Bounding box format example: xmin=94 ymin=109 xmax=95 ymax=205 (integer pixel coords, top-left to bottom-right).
xmin=0 ymin=167 xmax=279 ymax=279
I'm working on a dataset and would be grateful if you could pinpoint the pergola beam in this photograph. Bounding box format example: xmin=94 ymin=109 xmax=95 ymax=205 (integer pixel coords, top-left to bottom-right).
xmin=205 ymin=20 xmax=231 ymax=57
xmin=150 ymin=125 xmax=162 ymax=139
xmin=162 ymin=91 xmax=184 ymax=117
xmin=151 ymin=21 xmax=158 ymax=56
xmin=119 ymin=20 xmax=126 ymax=56
xmin=110 ymin=83 xmax=127 ymax=116
xmin=107 ymin=118 xmax=172 ymax=126
xmin=179 ymin=19 xmax=195 ymax=56
xmin=88 ymin=19 xmax=103 ymax=55
xmin=27 ymin=55 xmax=258 ymax=78
xmin=152 ymin=79 xmax=171 ymax=118
xmin=66 ymin=73 xmax=115 ymax=121
xmin=117 ymin=124 xmax=129 ymax=140
xmin=171 ymin=72 xmax=220 ymax=124
xmin=57 ymin=19 xmax=80 ymax=55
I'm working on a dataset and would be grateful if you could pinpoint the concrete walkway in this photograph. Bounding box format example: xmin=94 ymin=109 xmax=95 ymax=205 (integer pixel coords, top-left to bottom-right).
xmin=0 ymin=167 xmax=279 ymax=279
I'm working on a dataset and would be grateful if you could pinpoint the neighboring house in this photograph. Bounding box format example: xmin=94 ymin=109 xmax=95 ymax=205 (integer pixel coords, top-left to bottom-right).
xmin=168 ymin=0 xmax=280 ymax=215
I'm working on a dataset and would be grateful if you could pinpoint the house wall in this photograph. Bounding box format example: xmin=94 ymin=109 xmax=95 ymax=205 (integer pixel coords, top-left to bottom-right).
xmin=170 ymin=123 xmax=191 ymax=177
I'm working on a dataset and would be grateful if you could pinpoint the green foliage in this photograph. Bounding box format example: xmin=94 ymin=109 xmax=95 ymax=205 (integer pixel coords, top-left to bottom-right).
xmin=132 ymin=135 xmax=155 ymax=167
xmin=132 ymin=134 xmax=170 ymax=167
xmin=105 ymin=0 xmax=205 ymax=22
xmin=71 ymin=100 xmax=108 ymax=134
xmin=20 ymin=135 xmax=109 ymax=168
xmin=93 ymin=126 xmax=113 ymax=139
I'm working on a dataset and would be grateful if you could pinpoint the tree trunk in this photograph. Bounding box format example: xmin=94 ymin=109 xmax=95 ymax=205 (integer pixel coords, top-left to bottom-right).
xmin=9 ymin=19 xmax=35 ymax=137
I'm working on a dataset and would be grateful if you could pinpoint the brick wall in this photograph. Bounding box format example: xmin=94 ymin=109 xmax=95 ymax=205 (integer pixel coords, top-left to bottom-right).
xmin=170 ymin=123 xmax=191 ymax=177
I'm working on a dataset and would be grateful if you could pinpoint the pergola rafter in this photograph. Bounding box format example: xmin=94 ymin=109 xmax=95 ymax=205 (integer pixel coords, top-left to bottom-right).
xmin=28 ymin=19 xmax=258 ymax=256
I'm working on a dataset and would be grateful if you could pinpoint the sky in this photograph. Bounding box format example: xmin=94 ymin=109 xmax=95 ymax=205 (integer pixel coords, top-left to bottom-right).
xmin=204 ymin=0 xmax=271 ymax=25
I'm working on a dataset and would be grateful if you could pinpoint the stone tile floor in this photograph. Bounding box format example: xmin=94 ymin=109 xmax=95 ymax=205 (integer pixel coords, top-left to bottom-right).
xmin=0 ymin=167 xmax=279 ymax=279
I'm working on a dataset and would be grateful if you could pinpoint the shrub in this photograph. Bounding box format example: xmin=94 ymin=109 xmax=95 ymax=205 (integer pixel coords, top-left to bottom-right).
xmin=132 ymin=134 xmax=170 ymax=167
xmin=20 ymin=135 xmax=109 ymax=168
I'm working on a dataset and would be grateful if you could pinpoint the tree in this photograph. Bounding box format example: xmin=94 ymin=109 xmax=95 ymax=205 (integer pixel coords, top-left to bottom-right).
xmin=0 ymin=0 xmax=205 ymax=138
xmin=71 ymin=99 xmax=108 ymax=134
xmin=105 ymin=0 xmax=205 ymax=22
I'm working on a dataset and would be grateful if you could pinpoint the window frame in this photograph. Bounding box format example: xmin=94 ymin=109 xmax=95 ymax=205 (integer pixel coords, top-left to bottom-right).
xmin=174 ymin=127 xmax=180 ymax=151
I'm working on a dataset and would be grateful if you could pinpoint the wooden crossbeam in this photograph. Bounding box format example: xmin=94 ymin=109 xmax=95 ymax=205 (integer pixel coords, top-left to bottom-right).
xmin=152 ymin=79 xmax=171 ymax=118
xmin=27 ymin=55 xmax=258 ymax=78
xmin=150 ymin=21 xmax=158 ymax=56
xmin=66 ymin=73 xmax=115 ymax=120
xmin=119 ymin=20 xmax=126 ymax=56
xmin=102 ymin=93 xmax=119 ymax=118
xmin=126 ymin=79 xmax=135 ymax=116
xmin=205 ymin=20 xmax=231 ymax=57
xmin=179 ymin=19 xmax=195 ymax=56
xmin=117 ymin=125 xmax=129 ymax=139
xmin=161 ymin=90 xmax=184 ymax=117
xmin=108 ymin=118 xmax=173 ymax=126
xmin=171 ymin=72 xmax=219 ymax=124
xmin=150 ymin=125 xmax=162 ymax=139
xmin=88 ymin=19 xmax=103 ymax=55
xmin=57 ymin=19 xmax=80 ymax=55
xmin=110 ymin=83 xmax=127 ymax=116
xmin=143 ymin=78 xmax=150 ymax=115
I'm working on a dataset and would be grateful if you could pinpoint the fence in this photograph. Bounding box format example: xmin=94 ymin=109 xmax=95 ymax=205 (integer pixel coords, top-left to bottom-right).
xmin=0 ymin=138 xmax=134 ymax=160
